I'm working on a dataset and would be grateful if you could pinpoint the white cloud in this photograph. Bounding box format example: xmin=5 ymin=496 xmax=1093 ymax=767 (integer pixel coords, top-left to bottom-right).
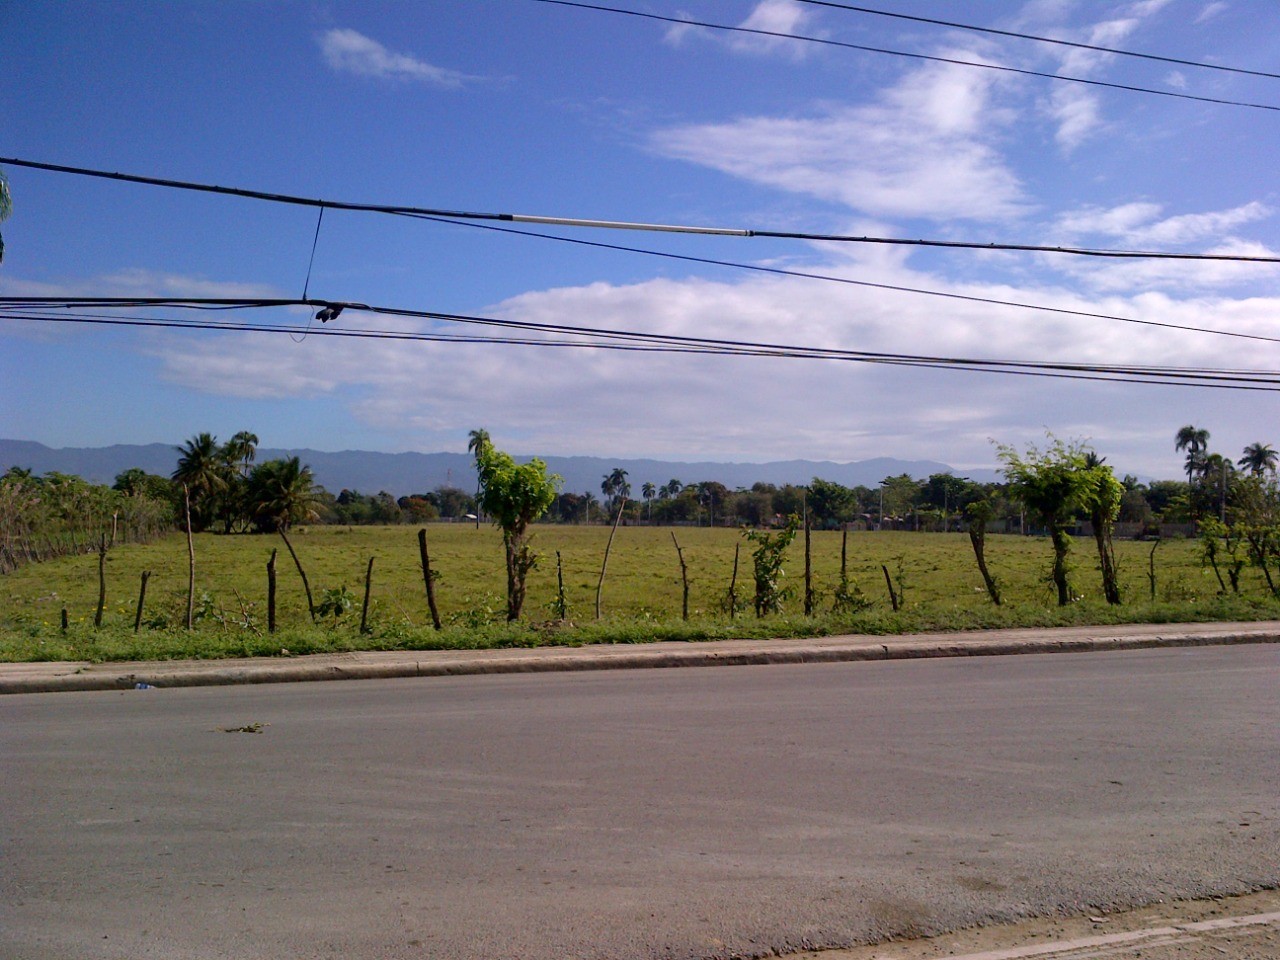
xmin=1196 ymin=2 xmax=1228 ymax=24
xmin=664 ymin=0 xmax=815 ymax=59
xmin=1047 ymin=87 xmax=1103 ymax=150
xmin=651 ymin=58 xmax=1028 ymax=222
xmin=319 ymin=29 xmax=471 ymax=87
xmin=1036 ymin=0 xmax=1172 ymax=147
xmin=1053 ymin=201 xmax=1271 ymax=246
xmin=143 ymin=256 xmax=1280 ymax=474
xmin=96 ymin=268 xmax=285 ymax=300
xmin=1046 ymin=239 xmax=1280 ymax=294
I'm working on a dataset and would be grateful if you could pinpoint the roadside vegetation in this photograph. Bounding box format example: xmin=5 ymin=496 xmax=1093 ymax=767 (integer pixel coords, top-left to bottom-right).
xmin=4 ymin=423 xmax=1280 ymax=663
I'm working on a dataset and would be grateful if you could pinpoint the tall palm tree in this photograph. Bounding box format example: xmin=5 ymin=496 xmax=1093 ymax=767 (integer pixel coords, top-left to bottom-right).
xmin=225 ymin=431 xmax=259 ymax=477
xmin=601 ymin=468 xmax=630 ymax=515
xmin=1201 ymin=452 xmax=1235 ymax=524
xmin=467 ymin=429 xmax=491 ymax=529
xmin=1239 ymin=442 xmax=1278 ymax=477
xmin=661 ymin=478 xmax=682 ymax=500
xmin=1174 ymin=425 xmax=1210 ymax=518
xmin=0 ymin=167 xmax=11 ymax=263
xmin=172 ymin=432 xmax=227 ymax=531
xmin=642 ymin=481 xmax=656 ymax=522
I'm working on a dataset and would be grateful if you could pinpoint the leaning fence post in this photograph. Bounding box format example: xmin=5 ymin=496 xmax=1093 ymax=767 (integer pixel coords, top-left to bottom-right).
xmin=134 ymin=570 xmax=151 ymax=633
xmin=94 ymin=533 xmax=108 ymax=629
xmin=418 ymin=528 xmax=442 ymax=630
xmin=267 ymin=548 xmax=278 ymax=634
xmin=360 ymin=557 xmax=375 ymax=635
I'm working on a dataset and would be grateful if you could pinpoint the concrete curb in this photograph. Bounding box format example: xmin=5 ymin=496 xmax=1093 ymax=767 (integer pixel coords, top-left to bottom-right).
xmin=2 ymin=627 xmax=1277 ymax=695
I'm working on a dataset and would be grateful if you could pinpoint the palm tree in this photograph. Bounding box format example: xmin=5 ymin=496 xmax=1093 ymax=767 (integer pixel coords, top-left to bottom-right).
xmin=246 ymin=457 xmax=319 ymax=532
xmin=1239 ymin=442 xmax=1278 ymax=477
xmin=0 ymin=167 xmax=11 ymax=263
xmin=642 ymin=481 xmax=656 ymax=522
xmin=467 ymin=429 xmax=491 ymax=529
xmin=172 ymin=432 xmax=228 ymax=531
xmin=1201 ymin=452 xmax=1235 ymax=524
xmin=601 ymin=468 xmax=630 ymax=515
xmin=661 ymin=478 xmax=682 ymax=500
xmin=1174 ymin=425 xmax=1210 ymax=486
xmin=225 ymin=431 xmax=259 ymax=477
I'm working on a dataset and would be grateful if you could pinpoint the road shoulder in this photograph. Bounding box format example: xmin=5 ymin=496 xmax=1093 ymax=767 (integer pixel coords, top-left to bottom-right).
xmin=2 ymin=620 xmax=1277 ymax=694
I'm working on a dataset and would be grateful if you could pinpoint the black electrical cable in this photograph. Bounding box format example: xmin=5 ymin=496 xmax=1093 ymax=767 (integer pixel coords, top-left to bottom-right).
xmin=410 ymin=213 xmax=1280 ymax=348
xmin=3 ymin=156 xmax=1277 ymax=264
xmin=7 ymin=297 xmax=1279 ymax=379
xmin=792 ymin=0 xmax=1280 ymax=81
xmin=530 ymin=0 xmax=1280 ymax=113
xmin=6 ymin=300 xmax=1280 ymax=390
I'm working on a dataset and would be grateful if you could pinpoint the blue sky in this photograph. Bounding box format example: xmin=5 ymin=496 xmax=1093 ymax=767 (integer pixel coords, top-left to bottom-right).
xmin=2 ymin=0 xmax=1279 ymax=479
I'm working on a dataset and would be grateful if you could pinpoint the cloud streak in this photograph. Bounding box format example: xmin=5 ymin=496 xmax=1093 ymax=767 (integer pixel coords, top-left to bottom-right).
xmin=319 ymin=29 xmax=473 ymax=87
xmin=651 ymin=58 xmax=1027 ymax=222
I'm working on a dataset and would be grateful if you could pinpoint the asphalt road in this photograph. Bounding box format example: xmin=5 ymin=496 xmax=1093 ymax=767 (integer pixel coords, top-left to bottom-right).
xmin=3 ymin=646 xmax=1277 ymax=960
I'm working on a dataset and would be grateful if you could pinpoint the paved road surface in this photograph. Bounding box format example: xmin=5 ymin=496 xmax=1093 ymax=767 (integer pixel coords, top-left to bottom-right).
xmin=3 ymin=646 xmax=1277 ymax=959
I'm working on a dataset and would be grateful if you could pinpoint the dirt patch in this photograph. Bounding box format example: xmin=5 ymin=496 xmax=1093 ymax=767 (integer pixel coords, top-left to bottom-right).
xmin=782 ymin=887 xmax=1280 ymax=960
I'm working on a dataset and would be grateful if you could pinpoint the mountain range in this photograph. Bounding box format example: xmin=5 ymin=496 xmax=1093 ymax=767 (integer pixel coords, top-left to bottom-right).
xmin=0 ymin=439 xmax=1001 ymax=496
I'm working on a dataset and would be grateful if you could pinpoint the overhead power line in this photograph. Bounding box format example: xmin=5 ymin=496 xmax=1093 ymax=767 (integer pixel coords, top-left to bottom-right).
xmin=793 ymin=1 xmax=1280 ymax=81
xmin=3 ymin=156 xmax=1278 ymax=264
xmin=420 ymin=213 xmax=1280 ymax=348
xmin=4 ymin=297 xmax=1280 ymax=392
xmin=530 ymin=0 xmax=1280 ymax=113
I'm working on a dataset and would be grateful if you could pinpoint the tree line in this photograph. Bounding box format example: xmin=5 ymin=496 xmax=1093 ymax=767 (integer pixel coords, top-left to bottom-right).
xmin=8 ymin=425 xmax=1280 ymax=626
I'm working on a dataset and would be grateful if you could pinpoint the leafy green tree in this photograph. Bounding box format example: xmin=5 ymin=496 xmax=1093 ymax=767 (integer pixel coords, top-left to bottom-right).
xmin=425 ymin=485 xmax=473 ymax=519
xmin=744 ymin=515 xmax=800 ymax=616
xmin=113 ymin=467 xmax=176 ymax=505
xmin=1229 ymin=474 xmax=1280 ymax=596
xmin=1082 ymin=454 xmax=1124 ymax=605
xmin=879 ymin=474 xmax=922 ymax=528
xmin=921 ymin=473 xmax=975 ymax=531
xmin=964 ymin=499 xmax=1002 ymax=605
xmin=998 ymin=438 xmax=1095 ymax=606
xmin=474 ymin=434 xmax=562 ymax=620
xmin=397 ymin=495 xmax=439 ymax=523
xmin=807 ymin=477 xmax=856 ymax=529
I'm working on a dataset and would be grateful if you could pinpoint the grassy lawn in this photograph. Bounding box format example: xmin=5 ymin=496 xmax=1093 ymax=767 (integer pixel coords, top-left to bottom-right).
xmin=2 ymin=523 xmax=1276 ymax=662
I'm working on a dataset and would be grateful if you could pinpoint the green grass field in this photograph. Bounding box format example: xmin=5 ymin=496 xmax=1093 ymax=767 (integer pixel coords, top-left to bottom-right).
xmin=3 ymin=523 xmax=1276 ymax=662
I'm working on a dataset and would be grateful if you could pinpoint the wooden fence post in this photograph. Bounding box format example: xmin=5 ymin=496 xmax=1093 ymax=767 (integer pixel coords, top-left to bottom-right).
xmin=133 ymin=570 xmax=150 ymax=633
xmin=360 ymin=557 xmax=374 ymax=635
xmin=418 ymin=528 xmax=442 ymax=630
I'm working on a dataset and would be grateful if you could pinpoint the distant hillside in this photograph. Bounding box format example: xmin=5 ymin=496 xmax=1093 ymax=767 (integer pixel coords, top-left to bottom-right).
xmin=0 ymin=439 xmax=999 ymax=496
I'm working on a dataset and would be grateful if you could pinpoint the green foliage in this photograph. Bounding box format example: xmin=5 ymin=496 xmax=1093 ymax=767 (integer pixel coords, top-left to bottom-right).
xmin=997 ymin=437 xmax=1121 ymax=606
xmin=806 ymin=478 xmax=856 ymax=529
xmin=315 ymin=586 xmax=354 ymax=621
xmin=245 ymin=457 xmax=320 ymax=532
xmin=0 ymin=468 xmax=172 ymax=573
xmin=744 ymin=515 xmax=800 ymax=616
xmin=474 ymin=433 xmax=562 ymax=620
xmin=476 ymin=445 xmax=560 ymax=538
xmin=830 ymin=574 xmax=871 ymax=614
xmin=7 ymin=525 xmax=1280 ymax=663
